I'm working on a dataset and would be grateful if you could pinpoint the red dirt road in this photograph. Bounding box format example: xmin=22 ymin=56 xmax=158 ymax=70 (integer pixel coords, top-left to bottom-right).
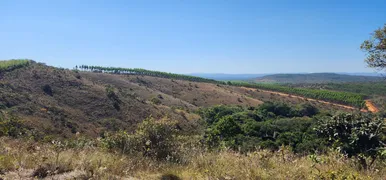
xmin=240 ymin=87 xmax=379 ymax=113
xmin=365 ymin=100 xmax=379 ymax=113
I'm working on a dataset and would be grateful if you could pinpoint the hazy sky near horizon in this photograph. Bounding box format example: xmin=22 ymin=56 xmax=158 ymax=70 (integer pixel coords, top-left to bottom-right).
xmin=1 ymin=0 xmax=385 ymax=74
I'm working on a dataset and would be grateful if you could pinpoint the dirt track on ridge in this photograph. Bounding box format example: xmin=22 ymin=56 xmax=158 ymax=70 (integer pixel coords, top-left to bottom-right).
xmin=240 ymin=87 xmax=378 ymax=113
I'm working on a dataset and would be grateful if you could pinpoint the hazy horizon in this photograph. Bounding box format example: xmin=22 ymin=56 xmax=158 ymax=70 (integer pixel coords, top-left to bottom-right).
xmin=1 ymin=0 xmax=386 ymax=73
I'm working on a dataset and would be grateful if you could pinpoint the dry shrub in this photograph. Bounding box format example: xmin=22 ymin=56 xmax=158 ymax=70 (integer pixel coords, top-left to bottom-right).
xmin=168 ymin=149 xmax=384 ymax=180
xmin=0 ymin=137 xmax=385 ymax=179
xmin=101 ymin=117 xmax=181 ymax=161
xmin=31 ymin=162 xmax=72 ymax=178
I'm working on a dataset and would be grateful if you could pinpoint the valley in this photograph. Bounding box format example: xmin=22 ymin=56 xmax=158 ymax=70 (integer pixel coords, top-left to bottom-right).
xmin=0 ymin=60 xmax=385 ymax=179
xmin=1 ymin=1 xmax=386 ymax=178
xmin=1 ymin=61 xmax=375 ymax=137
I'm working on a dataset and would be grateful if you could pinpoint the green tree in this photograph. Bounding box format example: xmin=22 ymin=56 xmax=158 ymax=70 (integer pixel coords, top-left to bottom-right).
xmin=361 ymin=24 xmax=386 ymax=71
xmin=101 ymin=117 xmax=179 ymax=161
xmin=316 ymin=113 xmax=385 ymax=169
xmin=214 ymin=116 xmax=242 ymax=138
xmin=0 ymin=114 xmax=26 ymax=137
xmin=297 ymin=103 xmax=319 ymax=117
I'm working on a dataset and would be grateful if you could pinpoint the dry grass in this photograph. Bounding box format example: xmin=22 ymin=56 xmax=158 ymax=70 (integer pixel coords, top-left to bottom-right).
xmin=175 ymin=150 xmax=383 ymax=180
xmin=0 ymin=62 xmax=357 ymax=139
xmin=0 ymin=138 xmax=385 ymax=180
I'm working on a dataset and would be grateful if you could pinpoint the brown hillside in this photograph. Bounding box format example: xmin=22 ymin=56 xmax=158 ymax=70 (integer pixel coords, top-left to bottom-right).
xmin=0 ymin=63 xmax=355 ymax=138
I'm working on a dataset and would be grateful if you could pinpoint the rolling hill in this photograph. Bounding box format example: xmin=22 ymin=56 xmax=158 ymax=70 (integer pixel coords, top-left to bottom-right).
xmin=0 ymin=60 xmax=363 ymax=138
xmin=189 ymin=73 xmax=269 ymax=80
xmin=0 ymin=60 xmax=384 ymax=179
xmin=254 ymin=73 xmax=383 ymax=83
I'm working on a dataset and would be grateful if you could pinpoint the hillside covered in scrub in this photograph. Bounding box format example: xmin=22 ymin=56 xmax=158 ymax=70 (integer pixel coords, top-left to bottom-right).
xmin=1 ymin=0 xmax=386 ymax=178
xmin=0 ymin=60 xmax=365 ymax=138
xmin=0 ymin=60 xmax=385 ymax=179
xmin=1 ymin=99 xmax=385 ymax=179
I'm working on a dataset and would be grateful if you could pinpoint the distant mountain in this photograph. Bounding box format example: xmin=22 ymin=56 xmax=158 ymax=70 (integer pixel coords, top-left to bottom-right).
xmin=190 ymin=72 xmax=384 ymax=81
xmin=338 ymin=72 xmax=384 ymax=77
xmin=254 ymin=73 xmax=384 ymax=83
xmin=189 ymin=73 xmax=271 ymax=80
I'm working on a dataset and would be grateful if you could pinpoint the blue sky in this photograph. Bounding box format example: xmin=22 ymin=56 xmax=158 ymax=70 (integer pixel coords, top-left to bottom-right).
xmin=1 ymin=0 xmax=385 ymax=74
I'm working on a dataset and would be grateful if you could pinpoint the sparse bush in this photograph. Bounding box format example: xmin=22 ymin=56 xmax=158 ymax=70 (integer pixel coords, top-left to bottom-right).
xmin=98 ymin=118 xmax=124 ymax=131
xmin=105 ymin=85 xmax=116 ymax=98
xmin=101 ymin=117 xmax=180 ymax=161
xmin=161 ymin=173 xmax=182 ymax=180
xmin=31 ymin=162 xmax=72 ymax=178
xmin=0 ymin=154 xmax=15 ymax=172
xmin=150 ymin=96 xmax=162 ymax=105
xmin=105 ymin=85 xmax=121 ymax=110
xmin=75 ymin=73 xmax=81 ymax=79
xmin=42 ymin=84 xmax=53 ymax=96
xmin=0 ymin=115 xmax=27 ymax=137
xmin=135 ymin=118 xmax=179 ymax=160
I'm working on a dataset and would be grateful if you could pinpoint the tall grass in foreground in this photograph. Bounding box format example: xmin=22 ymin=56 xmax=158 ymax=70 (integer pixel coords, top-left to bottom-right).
xmin=0 ymin=137 xmax=385 ymax=179
xmin=0 ymin=59 xmax=31 ymax=71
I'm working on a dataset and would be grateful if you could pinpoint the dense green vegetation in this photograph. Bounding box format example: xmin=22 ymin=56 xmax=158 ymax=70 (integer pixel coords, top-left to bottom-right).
xmin=199 ymin=102 xmax=325 ymax=153
xmin=199 ymin=102 xmax=385 ymax=168
xmin=285 ymin=82 xmax=386 ymax=97
xmin=229 ymin=81 xmax=366 ymax=108
xmin=77 ymin=65 xmax=223 ymax=84
xmin=281 ymin=82 xmax=386 ymax=112
xmin=0 ymin=59 xmax=31 ymax=71
xmin=316 ymin=113 xmax=386 ymax=169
